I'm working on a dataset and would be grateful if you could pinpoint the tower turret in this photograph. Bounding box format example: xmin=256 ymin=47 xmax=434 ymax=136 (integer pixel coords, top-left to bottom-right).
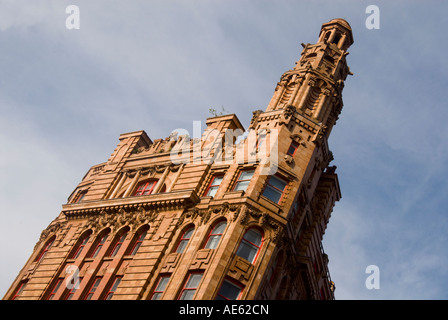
xmin=265 ymin=18 xmax=353 ymax=137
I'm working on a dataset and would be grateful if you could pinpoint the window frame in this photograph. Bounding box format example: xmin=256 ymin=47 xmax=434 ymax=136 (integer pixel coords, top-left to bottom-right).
xmin=11 ymin=280 xmax=28 ymax=300
xmin=286 ymin=141 xmax=300 ymax=157
xmin=262 ymin=175 xmax=288 ymax=204
xmin=62 ymin=277 xmax=83 ymax=300
xmin=70 ymin=230 xmax=92 ymax=260
xmin=204 ymin=175 xmax=224 ymax=197
xmin=236 ymin=228 xmax=264 ymax=264
xmin=83 ymin=276 xmax=103 ymax=300
xmin=215 ymin=278 xmax=244 ymax=300
xmin=151 ymin=274 xmax=171 ymax=300
xmin=107 ymin=228 xmax=129 ymax=257
xmin=104 ymin=276 xmax=122 ymax=300
xmin=73 ymin=190 xmax=87 ymax=203
xmin=203 ymin=220 xmax=227 ymax=249
xmin=133 ymin=180 xmax=158 ymax=196
xmin=46 ymin=278 xmax=63 ymax=300
xmin=178 ymin=272 xmax=203 ymax=300
xmin=232 ymin=169 xmax=255 ymax=192
xmin=34 ymin=237 xmax=55 ymax=263
xmin=87 ymin=230 xmax=110 ymax=259
xmin=174 ymin=226 xmax=195 ymax=254
xmin=256 ymin=133 xmax=266 ymax=149
xmin=127 ymin=227 xmax=149 ymax=256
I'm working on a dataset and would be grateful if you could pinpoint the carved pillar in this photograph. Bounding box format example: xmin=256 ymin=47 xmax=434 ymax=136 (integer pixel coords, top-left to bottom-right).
xmin=109 ymin=172 xmax=127 ymax=199
xmin=166 ymin=163 xmax=184 ymax=193
xmin=287 ymin=76 xmax=302 ymax=106
xmin=298 ymin=79 xmax=314 ymax=112
xmin=268 ymin=82 xmax=287 ymax=111
xmin=123 ymin=170 xmax=141 ymax=198
xmin=314 ymin=89 xmax=330 ymax=121
xmin=338 ymin=33 xmax=347 ymax=49
xmin=153 ymin=166 xmax=169 ymax=193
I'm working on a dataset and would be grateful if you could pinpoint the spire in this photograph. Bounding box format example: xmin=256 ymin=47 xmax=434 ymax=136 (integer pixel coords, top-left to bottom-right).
xmin=265 ymin=18 xmax=353 ymax=136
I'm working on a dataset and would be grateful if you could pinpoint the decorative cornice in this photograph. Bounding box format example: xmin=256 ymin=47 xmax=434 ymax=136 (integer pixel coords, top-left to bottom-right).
xmin=62 ymin=190 xmax=199 ymax=220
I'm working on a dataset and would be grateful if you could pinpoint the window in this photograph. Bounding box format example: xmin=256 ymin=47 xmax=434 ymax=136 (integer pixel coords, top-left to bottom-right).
xmin=175 ymin=226 xmax=194 ymax=254
xmin=104 ymin=276 xmax=122 ymax=300
xmin=151 ymin=275 xmax=171 ymax=300
xmin=232 ymin=170 xmax=254 ymax=192
xmin=178 ymin=273 xmax=203 ymax=300
xmin=70 ymin=231 xmax=92 ymax=259
xmin=216 ymin=279 xmax=244 ymax=300
xmin=204 ymin=221 xmax=227 ymax=249
xmin=88 ymin=231 xmax=110 ymax=258
xmin=108 ymin=229 xmax=129 ymax=257
xmin=257 ymin=134 xmax=266 ymax=149
xmin=262 ymin=175 xmax=288 ymax=204
xmin=84 ymin=277 xmax=102 ymax=300
xmin=35 ymin=237 xmax=55 ymax=263
xmin=63 ymin=277 xmax=83 ymax=300
xmin=11 ymin=280 xmax=28 ymax=300
xmin=73 ymin=190 xmax=87 ymax=203
xmin=236 ymin=229 xmax=263 ymax=263
xmin=286 ymin=141 xmax=299 ymax=157
xmin=332 ymin=33 xmax=341 ymax=45
xmin=46 ymin=278 xmax=63 ymax=300
xmin=133 ymin=180 xmax=158 ymax=196
xmin=204 ymin=175 xmax=223 ymax=197
xmin=128 ymin=227 xmax=148 ymax=256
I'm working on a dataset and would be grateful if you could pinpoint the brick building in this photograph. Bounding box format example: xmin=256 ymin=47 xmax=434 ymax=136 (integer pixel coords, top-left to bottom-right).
xmin=4 ymin=18 xmax=353 ymax=300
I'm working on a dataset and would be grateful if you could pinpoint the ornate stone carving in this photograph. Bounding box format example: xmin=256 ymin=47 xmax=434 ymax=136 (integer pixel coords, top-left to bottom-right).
xmin=283 ymin=105 xmax=297 ymax=120
xmin=239 ymin=206 xmax=284 ymax=243
xmin=86 ymin=207 xmax=155 ymax=234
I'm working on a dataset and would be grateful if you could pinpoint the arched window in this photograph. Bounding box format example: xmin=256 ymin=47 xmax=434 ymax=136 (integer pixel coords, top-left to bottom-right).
xmin=133 ymin=180 xmax=159 ymax=196
xmin=70 ymin=230 xmax=92 ymax=259
xmin=204 ymin=220 xmax=227 ymax=249
xmin=88 ymin=229 xmax=110 ymax=258
xmin=108 ymin=228 xmax=130 ymax=257
xmin=236 ymin=228 xmax=263 ymax=263
xmin=175 ymin=226 xmax=194 ymax=254
xmin=35 ymin=236 xmax=55 ymax=263
xmin=128 ymin=226 xmax=149 ymax=256
xmin=332 ymin=32 xmax=341 ymax=45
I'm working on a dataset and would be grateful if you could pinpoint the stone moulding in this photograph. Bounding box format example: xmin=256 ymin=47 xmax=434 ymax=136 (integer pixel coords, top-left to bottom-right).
xmin=62 ymin=189 xmax=200 ymax=220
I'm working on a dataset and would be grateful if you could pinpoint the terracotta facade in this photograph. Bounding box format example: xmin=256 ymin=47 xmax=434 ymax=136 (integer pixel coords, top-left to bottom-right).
xmin=4 ymin=19 xmax=353 ymax=300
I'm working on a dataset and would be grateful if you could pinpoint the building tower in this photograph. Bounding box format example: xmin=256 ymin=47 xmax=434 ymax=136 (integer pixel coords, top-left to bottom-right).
xmin=4 ymin=18 xmax=353 ymax=300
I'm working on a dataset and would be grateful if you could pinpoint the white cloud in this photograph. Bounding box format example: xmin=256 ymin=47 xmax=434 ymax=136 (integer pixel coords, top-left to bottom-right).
xmin=1 ymin=0 xmax=448 ymax=300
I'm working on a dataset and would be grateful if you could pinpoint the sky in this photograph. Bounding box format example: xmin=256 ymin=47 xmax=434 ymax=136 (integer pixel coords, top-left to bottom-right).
xmin=0 ymin=0 xmax=447 ymax=300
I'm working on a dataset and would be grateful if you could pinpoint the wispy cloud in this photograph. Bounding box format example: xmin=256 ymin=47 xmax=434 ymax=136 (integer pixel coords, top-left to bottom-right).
xmin=1 ymin=0 xmax=448 ymax=300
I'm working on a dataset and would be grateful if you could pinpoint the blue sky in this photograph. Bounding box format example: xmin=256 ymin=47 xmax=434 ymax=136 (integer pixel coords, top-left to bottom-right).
xmin=1 ymin=0 xmax=448 ymax=300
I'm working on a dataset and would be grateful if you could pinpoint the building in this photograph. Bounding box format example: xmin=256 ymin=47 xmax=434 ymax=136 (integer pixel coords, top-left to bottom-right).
xmin=4 ymin=18 xmax=353 ymax=300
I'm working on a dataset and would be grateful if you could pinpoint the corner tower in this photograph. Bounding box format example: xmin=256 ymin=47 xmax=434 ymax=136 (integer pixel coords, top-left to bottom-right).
xmin=4 ymin=19 xmax=353 ymax=301
xmin=265 ymin=18 xmax=353 ymax=136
